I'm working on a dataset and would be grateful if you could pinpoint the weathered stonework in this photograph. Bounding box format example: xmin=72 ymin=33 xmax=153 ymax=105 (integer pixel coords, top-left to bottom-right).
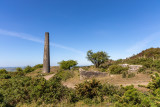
xmin=79 ymin=68 xmax=107 ymax=80
xmin=43 ymin=32 xmax=50 ymax=73
xmin=119 ymin=64 xmax=142 ymax=73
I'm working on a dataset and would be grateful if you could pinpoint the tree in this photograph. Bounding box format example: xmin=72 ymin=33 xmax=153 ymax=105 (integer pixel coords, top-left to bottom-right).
xmin=87 ymin=50 xmax=109 ymax=68
xmin=58 ymin=60 xmax=78 ymax=70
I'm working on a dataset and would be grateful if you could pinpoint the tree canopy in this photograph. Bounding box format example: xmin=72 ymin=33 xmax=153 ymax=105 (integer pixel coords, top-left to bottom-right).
xmin=87 ymin=50 xmax=109 ymax=68
xmin=58 ymin=60 xmax=78 ymax=70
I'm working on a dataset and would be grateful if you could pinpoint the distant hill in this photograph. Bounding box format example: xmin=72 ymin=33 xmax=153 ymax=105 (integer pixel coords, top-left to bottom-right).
xmin=129 ymin=48 xmax=160 ymax=60
xmin=0 ymin=67 xmax=17 ymax=72
xmin=0 ymin=67 xmax=25 ymax=72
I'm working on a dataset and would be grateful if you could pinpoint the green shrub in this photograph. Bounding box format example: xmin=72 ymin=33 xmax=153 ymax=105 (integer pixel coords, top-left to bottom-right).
xmin=54 ymin=70 xmax=74 ymax=81
xmin=138 ymin=66 xmax=146 ymax=73
xmin=0 ymin=93 xmax=3 ymax=103
xmin=115 ymin=85 xmax=151 ymax=107
xmin=23 ymin=66 xmax=33 ymax=73
xmin=102 ymin=84 xmax=120 ymax=96
xmin=100 ymin=68 xmax=107 ymax=72
xmin=0 ymin=76 xmax=73 ymax=106
xmin=75 ymin=79 xmax=103 ymax=99
xmin=147 ymin=73 xmax=160 ymax=91
xmin=128 ymin=73 xmax=135 ymax=78
xmin=0 ymin=69 xmax=7 ymax=74
xmin=109 ymin=65 xmax=128 ymax=74
xmin=16 ymin=67 xmax=23 ymax=72
xmin=58 ymin=60 xmax=78 ymax=70
xmin=0 ymin=74 xmax=11 ymax=79
xmin=32 ymin=64 xmax=43 ymax=71
xmin=122 ymin=71 xmax=127 ymax=78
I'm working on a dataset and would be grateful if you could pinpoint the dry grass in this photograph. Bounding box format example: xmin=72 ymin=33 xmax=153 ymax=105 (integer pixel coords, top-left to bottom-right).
xmin=26 ymin=66 xmax=60 ymax=78
xmin=62 ymin=69 xmax=151 ymax=92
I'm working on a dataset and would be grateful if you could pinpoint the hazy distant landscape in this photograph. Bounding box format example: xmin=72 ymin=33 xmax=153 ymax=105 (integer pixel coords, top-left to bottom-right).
xmin=0 ymin=67 xmax=18 ymax=72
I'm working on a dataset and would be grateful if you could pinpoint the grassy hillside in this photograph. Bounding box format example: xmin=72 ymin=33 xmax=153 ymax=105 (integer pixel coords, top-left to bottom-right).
xmin=129 ymin=47 xmax=160 ymax=59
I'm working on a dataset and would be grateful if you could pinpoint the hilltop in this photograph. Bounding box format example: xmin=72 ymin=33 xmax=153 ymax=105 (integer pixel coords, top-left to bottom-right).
xmin=129 ymin=47 xmax=160 ymax=59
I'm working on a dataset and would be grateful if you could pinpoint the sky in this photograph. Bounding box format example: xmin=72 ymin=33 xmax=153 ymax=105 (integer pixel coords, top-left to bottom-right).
xmin=0 ymin=0 xmax=160 ymax=67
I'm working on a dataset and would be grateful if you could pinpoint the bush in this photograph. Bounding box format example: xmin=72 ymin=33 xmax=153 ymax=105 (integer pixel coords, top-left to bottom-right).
xmin=109 ymin=65 xmax=128 ymax=74
xmin=16 ymin=67 xmax=23 ymax=72
xmin=128 ymin=73 xmax=135 ymax=78
xmin=0 ymin=74 xmax=11 ymax=79
xmin=115 ymin=85 xmax=151 ymax=107
xmin=75 ymin=79 xmax=103 ymax=99
xmin=0 ymin=69 xmax=7 ymax=74
xmin=58 ymin=60 xmax=78 ymax=70
xmin=0 ymin=76 xmax=73 ymax=106
xmin=32 ymin=64 xmax=43 ymax=71
xmin=54 ymin=70 xmax=74 ymax=81
xmin=138 ymin=66 xmax=146 ymax=73
xmin=122 ymin=71 xmax=127 ymax=78
xmin=102 ymin=84 xmax=120 ymax=96
xmin=0 ymin=93 xmax=3 ymax=103
xmin=23 ymin=66 xmax=33 ymax=73
xmin=147 ymin=73 xmax=160 ymax=91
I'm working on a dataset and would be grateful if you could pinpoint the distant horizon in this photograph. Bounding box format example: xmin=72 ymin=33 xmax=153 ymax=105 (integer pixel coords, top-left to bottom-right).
xmin=1 ymin=46 xmax=160 ymax=67
xmin=0 ymin=0 xmax=160 ymax=67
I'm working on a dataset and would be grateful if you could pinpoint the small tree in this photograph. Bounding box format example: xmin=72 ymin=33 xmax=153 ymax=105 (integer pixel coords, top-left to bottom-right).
xmin=58 ymin=60 xmax=78 ymax=70
xmin=87 ymin=50 xmax=109 ymax=68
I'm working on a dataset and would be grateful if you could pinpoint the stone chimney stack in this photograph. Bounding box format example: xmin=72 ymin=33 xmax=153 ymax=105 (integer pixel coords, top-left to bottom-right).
xmin=43 ymin=32 xmax=50 ymax=73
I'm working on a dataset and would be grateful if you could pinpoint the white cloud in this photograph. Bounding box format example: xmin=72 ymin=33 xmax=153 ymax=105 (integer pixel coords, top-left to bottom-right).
xmin=0 ymin=29 xmax=85 ymax=56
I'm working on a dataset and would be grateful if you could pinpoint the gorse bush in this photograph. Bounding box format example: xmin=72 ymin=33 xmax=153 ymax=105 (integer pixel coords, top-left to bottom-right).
xmin=109 ymin=65 xmax=128 ymax=74
xmin=0 ymin=93 xmax=3 ymax=103
xmin=0 ymin=69 xmax=7 ymax=74
xmin=128 ymin=73 xmax=135 ymax=78
xmin=0 ymin=69 xmax=11 ymax=79
xmin=16 ymin=67 xmax=23 ymax=72
xmin=23 ymin=66 xmax=33 ymax=73
xmin=75 ymin=79 xmax=103 ymax=99
xmin=122 ymin=71 xmax=127 ymax=78
xmin=0 ymin=76 xmax=73 ymax=106
xmin=147 ymin=73 xmax=160 ymax=91
xmin=0 ymin=74 xmax=11 ymax=79
xmin=115 ymin=85 xmax=151 ymax=107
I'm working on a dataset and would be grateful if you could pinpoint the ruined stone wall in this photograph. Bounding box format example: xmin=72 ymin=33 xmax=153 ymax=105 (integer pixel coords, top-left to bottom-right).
xmin=79 ymin=68 xmax=107 ymax=80
xmin=119 ymin=64 xmax=142 ymax=73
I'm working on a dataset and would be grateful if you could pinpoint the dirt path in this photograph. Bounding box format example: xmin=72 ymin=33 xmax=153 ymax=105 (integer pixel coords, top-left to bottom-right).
xmin=44 ymin=74 xmax=55 ymax=80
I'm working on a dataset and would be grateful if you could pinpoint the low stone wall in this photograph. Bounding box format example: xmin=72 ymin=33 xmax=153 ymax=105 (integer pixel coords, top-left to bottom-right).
xmin=119 ymin=64 xmax=142 ymax=73
xmin=79 ymin=68 xmax=107 ymax=80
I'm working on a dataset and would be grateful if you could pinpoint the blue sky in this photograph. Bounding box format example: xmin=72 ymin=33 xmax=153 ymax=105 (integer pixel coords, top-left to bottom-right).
xmin=0 ymin=0 xmax=160 ymax=67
